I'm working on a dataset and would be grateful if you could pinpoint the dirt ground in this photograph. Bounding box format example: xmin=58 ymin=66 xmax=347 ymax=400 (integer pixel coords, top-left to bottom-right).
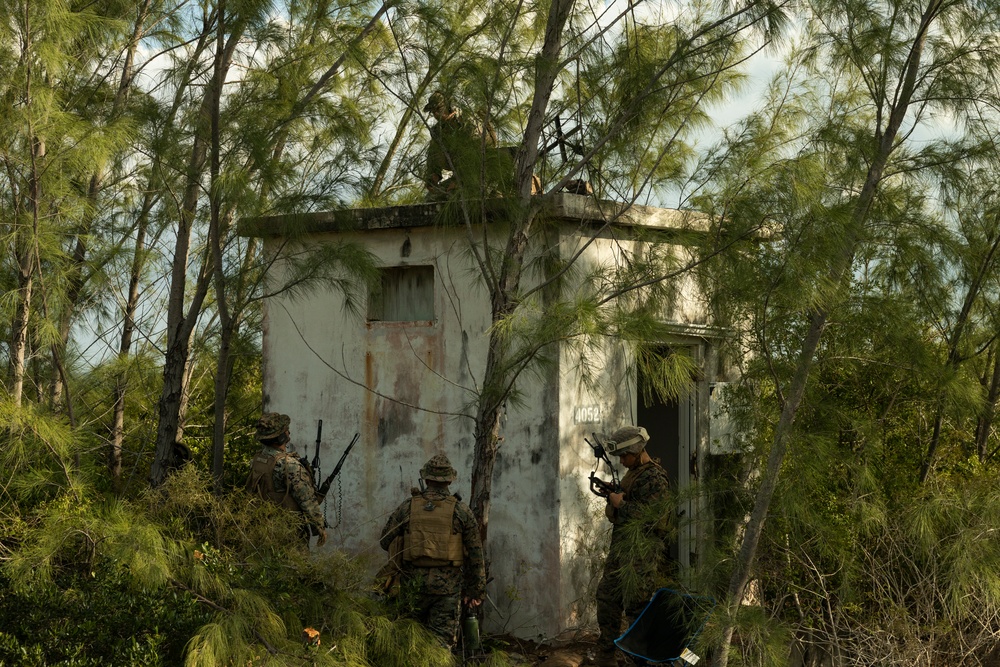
xmin=471 ymin=632 xmax=603 ymax=667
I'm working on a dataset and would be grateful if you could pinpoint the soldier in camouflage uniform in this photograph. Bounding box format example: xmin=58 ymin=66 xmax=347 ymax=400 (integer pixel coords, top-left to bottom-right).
xmin=379 ymin=453 xmax=486 ymax=648
xmin=245 ymin=412 xmax=327 ymax=547
xmin=594 ymin=426 xmax=672 ymax=667
xmin=423 ymin=90 xmax=516 ymax=201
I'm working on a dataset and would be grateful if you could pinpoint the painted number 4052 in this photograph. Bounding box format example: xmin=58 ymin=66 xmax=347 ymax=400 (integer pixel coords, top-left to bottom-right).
xmin=574 ymin=405 xmax=601 ymax=424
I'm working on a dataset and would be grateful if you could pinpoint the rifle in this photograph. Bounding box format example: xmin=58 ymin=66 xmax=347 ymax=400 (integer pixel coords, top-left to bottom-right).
xmin=317 ymin=432 xmax=360 ymax=498
xmin=585 ymin=432 xmax=622 ymax=498
xmin=311 ymin=419 xmax=322 ymax=482
xmin=302 ymin=422 xmax=360 ymax=499
xmin=294 ymin=421 xmax=326 ymax=538
xmin=300 ymin=420 xmax=322 ymax=489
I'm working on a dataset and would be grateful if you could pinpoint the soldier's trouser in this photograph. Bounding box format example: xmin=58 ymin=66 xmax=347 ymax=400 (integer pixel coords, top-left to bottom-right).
xmin=415 ymin=593 xmax=461 ymax=648
xmin=596 ymin=565 xmax=653 ymax=656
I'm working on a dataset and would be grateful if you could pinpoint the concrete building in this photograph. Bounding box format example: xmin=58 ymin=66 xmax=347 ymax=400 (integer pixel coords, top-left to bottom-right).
xmin=240 ymin=193 xmax=733 ymax=640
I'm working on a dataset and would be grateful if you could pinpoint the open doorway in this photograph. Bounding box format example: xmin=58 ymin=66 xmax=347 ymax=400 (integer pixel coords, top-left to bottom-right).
xmin=638 ymin=395 xmax=680 ymax=488
xmin=638 ymin=393 xmax=680 ymax=567
xmin=635 ymin=345 xmax=697 ymax=568
xmin=636 ymin=345 xmax=697 ymax=567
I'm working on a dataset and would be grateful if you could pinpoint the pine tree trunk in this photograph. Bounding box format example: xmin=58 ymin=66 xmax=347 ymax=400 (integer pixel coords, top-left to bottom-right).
xmin=209 ymin=1 xmax=230 ymax=488
xmin=55 ymin=1 xmax=149 ymax=414
xmin=12 ymin=9 xmax=41 ymax=408
xmin=470 ymin=334 xmax=509 ymax=544
xmin=12 ymin=137 xmax=42 ymax=409
xmin=920 ymin=231 xmax=1000 ymax=480
xmin=468 ymin=0 xmax=573 ymax=544
xmin=110 ymin=191 xmax=154 ymax=484
xmin=177 ymin=347 xmax=197 ymax=444
xmin=976 ymin=344 xmax=1000 ymax=462
xmin=10 ymin=263 xmax=32 ymax=408
xmin=150 ymin=17 xmax=243 ymax=487
xmin=197 ymin=3 xmax=394 ymax=486
xmin=51 ymin=213 xmax=91 ymax=411
xmin=211 ymin=326 xmax=234 ymax=484
xmin=110 ymin=376 xmax=127 ymax=481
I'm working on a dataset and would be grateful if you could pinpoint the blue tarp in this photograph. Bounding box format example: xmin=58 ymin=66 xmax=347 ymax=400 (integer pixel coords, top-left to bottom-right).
xmin=614 ymin=588 xmax=716 ymax=664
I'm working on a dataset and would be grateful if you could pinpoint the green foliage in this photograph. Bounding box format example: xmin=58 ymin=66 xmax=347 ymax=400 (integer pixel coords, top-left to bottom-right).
xmin=0 ymin=402 xmax=467 ymax=665
xmin=606 ymin=494 xmax=678 ymax=606
xmin=0 ymin=566 xmax=208 ymax=666
xmin=692 ymin=0 xmax=1000 ymax=661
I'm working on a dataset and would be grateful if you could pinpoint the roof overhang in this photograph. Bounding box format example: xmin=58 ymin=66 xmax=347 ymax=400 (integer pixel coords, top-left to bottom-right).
xmin=238 ymin=193 xmax=710 ymax=238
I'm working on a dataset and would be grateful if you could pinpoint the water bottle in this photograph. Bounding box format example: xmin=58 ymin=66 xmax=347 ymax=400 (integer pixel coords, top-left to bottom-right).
xmin=463 ymin=614 xmax=481 ymax=651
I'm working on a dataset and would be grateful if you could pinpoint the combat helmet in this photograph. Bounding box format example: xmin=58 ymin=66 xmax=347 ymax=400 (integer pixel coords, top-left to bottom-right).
xmin=423 ymin=90 xmax=453 ymax=115
xmin=256 ymin=412 xmax=290 ymax=442
xmin=605 ymin=426 xmax=649 ymax=456
xmin=420 ymin=453 xmax=457 ymax=482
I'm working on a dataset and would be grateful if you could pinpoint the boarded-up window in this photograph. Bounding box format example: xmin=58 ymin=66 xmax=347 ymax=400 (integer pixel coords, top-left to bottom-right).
xmin=368 ymin=266 xmax=435 ymax=322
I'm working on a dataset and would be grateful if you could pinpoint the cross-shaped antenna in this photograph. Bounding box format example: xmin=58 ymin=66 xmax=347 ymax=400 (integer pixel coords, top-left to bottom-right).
xmin=539 ymin=114 xmax=584 ymax=162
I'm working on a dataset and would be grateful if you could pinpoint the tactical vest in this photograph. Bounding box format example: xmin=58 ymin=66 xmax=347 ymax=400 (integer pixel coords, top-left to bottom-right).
xmin=621 ymin=460 xmax=671 ymax=535
xmin=246 ymin=450 xmax=301 ymax=512
xmin=402 ymin=495 xmax=464 ymax=567
xmin=621 ymin=460 xmax=664 ymax=497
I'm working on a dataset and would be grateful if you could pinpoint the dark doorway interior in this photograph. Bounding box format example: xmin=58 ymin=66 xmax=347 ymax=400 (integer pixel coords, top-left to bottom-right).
xmin=638 ymin=394 xmax=679 ymax=488
xmin=636 ymin=357 xmax=681 ymax=563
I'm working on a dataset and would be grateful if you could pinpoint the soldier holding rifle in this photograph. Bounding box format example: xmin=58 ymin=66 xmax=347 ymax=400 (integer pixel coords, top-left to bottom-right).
xmin=591 ymin=425 xmax=672 ymax=667
xmin=245 ymin=412 xmax=327 ymax=547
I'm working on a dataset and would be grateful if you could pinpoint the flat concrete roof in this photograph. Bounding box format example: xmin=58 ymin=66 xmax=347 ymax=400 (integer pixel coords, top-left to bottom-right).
xmin=238 ymin=193 xmax=708 ymax=237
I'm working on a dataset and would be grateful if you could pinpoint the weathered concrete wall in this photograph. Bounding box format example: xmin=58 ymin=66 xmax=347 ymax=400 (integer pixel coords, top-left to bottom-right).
xmin=257 ymin=200 xmax=714 ymax=640
xmin=555 ymin=336 xmax=629 ymax=635
xmin=263 ymin=227 xmax=486 ymax=546
xmin=262 ymin=224 xmax=563 ymax=637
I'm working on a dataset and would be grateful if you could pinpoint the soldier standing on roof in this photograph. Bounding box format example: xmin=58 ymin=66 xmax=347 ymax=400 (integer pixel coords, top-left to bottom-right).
xmin=379 ymin=453 xmax=486 ymax=649
xmin=245 ymin=412 xmax=327 ymax=547
xmin=593 ymin=426 xmax=673 ymax=667
xmin=423 ymin=90 xmax=519 ymax=201
xmin=424 ymin=90 xmax=489 ymax=199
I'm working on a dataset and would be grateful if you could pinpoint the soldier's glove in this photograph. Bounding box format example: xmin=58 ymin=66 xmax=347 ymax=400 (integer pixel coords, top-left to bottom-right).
xmin=316 ymin=527 xmax=327 ymax=548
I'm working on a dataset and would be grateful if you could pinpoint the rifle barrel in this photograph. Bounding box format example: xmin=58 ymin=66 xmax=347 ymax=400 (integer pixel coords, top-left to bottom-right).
xmin=317 ymin=433 xmax=360 ymax=497
xmin=312 ymin=419 xmax=323 ymax=470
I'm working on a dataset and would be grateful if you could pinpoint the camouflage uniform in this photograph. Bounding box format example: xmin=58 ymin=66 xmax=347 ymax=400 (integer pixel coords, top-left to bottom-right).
xmin=423 ymin=91 xmax=513 ymax=201
xmin=246 ymin=412 xmax=326 ymax=537
xmin=379 ymin=454 xmax=486 ymax=648
xmin=595 ymin=427 xmax=673 ymax=666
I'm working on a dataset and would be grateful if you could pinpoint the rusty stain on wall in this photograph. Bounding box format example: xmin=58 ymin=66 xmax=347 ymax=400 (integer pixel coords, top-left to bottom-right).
xmin=364 ymin=351 xmax=376 ymax=510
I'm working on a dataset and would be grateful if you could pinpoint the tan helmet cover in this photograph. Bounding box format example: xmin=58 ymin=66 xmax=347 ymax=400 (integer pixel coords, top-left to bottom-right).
xmin=256 ymin=412 xmax=290 ymax=442
xmin=423 ymin=90 xmax=451 ymax=114
xmin=605 ymin=426 xmax=649 ymax=456
xmin=420 ymin=453 xmax=457 ymax=482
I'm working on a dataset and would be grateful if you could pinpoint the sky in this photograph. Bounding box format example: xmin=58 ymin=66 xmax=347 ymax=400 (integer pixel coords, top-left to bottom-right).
xmin=71 ymin=0 xmax=968 ymax=369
